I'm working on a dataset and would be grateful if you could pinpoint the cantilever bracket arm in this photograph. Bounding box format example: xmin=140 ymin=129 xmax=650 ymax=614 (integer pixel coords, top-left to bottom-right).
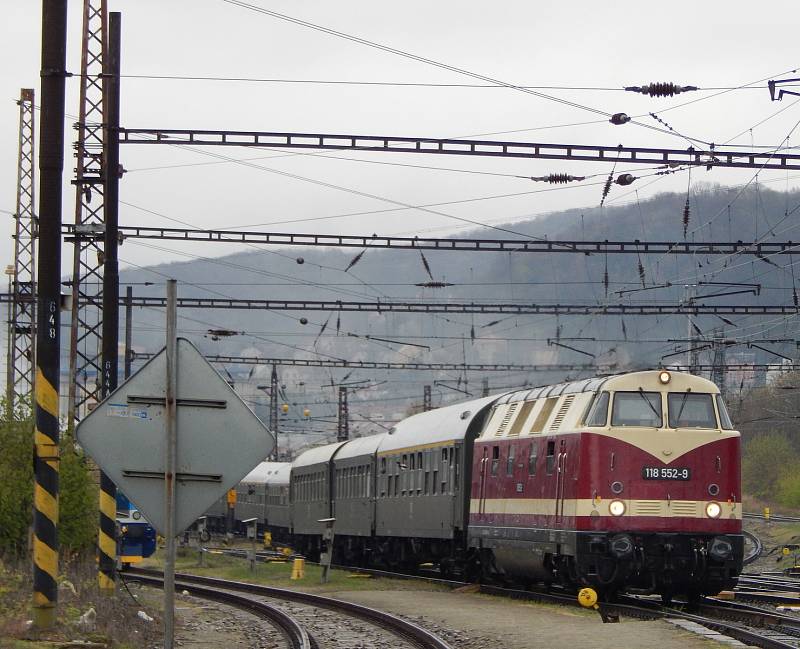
xmin=769 ymin=78 xmax=800 ymax=101
xmin=547 ymin=339 xmax=596 ymax=359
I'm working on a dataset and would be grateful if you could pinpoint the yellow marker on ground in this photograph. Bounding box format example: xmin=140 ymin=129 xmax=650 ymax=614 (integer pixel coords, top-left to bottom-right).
xmin=291 ymin=558 xmax=305 ymax=580
xmin=578 ymin=587 xmax=599 ymax=610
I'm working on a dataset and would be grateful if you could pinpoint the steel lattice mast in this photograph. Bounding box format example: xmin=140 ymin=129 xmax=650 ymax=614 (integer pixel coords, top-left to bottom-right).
xmin=7 ymin=88 xmax=37 ymax=413
xmin=67 ymin=0 xmax=107 ymax=423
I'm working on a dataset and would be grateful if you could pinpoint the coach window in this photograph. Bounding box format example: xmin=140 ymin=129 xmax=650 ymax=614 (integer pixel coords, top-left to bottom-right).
xmin=380 ymin=457 xmax=386 ymax=474
xmin=611 ymin=391 xmax=662 ymax=427
xmin=506 ymin=445 xmax=515 ymax=476
xmin=585 ymin=392 xmax=610 ymax=427
xmin=546 ymin=441 xmax=556 ymax=475
xmin=490 ymin=446 xmax=500 ymax=476
xmin=432 ymin=469 xmax=438 ymax=495
xmin=528 ymin=444 xmax=537 ymax=475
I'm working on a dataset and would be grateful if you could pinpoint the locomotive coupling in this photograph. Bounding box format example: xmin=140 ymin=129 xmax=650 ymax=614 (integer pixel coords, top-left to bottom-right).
xmin=609 ymin=534 xmax=635 ymax=559
xmin=709 ymin=536 xmax=734 ymax=562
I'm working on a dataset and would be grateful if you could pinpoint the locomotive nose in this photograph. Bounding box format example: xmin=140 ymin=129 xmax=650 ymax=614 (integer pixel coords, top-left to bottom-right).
xmin=610 ymin=534 xmax=635 ymax=558
xmin=709 ymin=536 xmax=734 ymax=561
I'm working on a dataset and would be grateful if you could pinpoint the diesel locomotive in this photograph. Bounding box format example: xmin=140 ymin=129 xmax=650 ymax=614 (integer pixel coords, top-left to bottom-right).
xmin=205 ymin=369 xmax=742 ymax=599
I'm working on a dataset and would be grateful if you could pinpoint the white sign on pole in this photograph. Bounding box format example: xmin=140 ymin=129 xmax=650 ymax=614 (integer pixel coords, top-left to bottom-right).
xmin=76 ymin=337 xmax=274 ymax=535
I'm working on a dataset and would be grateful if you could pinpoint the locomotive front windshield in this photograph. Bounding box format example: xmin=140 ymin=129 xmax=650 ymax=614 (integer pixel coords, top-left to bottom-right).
xmin=667 ymin=392 xmax=717 ymax=428
xmin=611 ymin=391 xmax=662 ymax=427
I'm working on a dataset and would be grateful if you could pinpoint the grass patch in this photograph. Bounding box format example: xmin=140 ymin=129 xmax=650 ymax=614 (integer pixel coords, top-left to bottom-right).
xmin=141 ymin=546 xmax=450 ymax=594
xmin=0 ymin=556 xmax=161 ymax=648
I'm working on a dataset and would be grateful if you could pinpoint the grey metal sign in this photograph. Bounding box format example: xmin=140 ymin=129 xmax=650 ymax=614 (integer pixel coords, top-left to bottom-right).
xmin=76 ymin=337 xmax=274 ymax=535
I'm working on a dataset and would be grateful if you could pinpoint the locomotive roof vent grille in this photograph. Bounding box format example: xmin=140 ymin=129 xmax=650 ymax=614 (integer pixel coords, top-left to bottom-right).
xmin=549 ymin=395 xmax=576 ymax=431
xmin=508 ymin=400 xmax=536 ymax=436
xmin=495 ymin=402 xmax=519 ymax=436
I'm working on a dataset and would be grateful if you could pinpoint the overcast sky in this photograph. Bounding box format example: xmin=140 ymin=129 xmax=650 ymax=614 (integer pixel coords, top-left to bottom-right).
xmin=2 ymin=1 xmax=799 ymax=277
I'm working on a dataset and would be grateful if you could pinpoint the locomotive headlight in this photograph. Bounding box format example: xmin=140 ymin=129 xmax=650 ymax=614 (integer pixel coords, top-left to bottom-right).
xmin=706 ymin=502 xmax=722 ymax=518
xmin=609 ymin=500 xmax=626 ymax=516
xmin=658 ymin=371 xmax=671 ymax=384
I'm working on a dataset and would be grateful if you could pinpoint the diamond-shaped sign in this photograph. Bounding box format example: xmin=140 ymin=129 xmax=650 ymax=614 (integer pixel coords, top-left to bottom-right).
xmin=77 ymin=338 xmax=274 ymax=535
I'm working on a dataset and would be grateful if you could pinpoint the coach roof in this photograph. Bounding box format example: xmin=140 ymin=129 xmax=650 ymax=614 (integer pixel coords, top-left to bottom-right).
xmin=293 ymin=440 xmax=348 ymax=469
xmin=335 ymin=433 xmax=386 ymax=461
xmin=377 ymin=394 xmax=501 ymax=455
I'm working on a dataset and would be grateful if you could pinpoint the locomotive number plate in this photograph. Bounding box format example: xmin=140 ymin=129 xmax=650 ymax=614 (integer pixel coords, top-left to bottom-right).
xmin=641 ymin=466 xmax=691 ymax=480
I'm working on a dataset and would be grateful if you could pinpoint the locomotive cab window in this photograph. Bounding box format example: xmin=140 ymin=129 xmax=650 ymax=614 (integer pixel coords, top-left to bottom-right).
xmin=611 ymin=391 xmax=662 ymax=427
xmin=716 ymin=394 xmax=734 ymax=430
xmin=585 ymin=392 xmax=610 ymax=427
xmin=668 ymin=392 xmax=717 ymax=428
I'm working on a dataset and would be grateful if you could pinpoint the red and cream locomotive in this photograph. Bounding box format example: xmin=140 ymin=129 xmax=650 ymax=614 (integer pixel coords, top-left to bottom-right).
xmin=470 ymin=370 xmax=742 ymax=600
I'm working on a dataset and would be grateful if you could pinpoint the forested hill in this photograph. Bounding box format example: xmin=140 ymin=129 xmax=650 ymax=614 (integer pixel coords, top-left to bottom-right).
xmin=115 ymin=185 xmax=800 ymax=429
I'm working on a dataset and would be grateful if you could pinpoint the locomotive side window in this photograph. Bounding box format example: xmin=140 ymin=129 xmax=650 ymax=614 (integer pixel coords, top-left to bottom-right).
xmin=668 ymin=393 xmax=716 ymax=428
xmin=490 ymin=446 xmax=500 ymax=476
xmin=528 ymin=444 xmax=537 ymax=475
xmin=545 ymin=441 xmax=556 ymax=474
xmin=585 ymin=392 xmax=610 ymax=427
xmin=506 ymin=445 xmax=515 ymax=476
xmin=611 ymin=391 xmax=662 ymax=427
xmin=716 ymin=394 xmax=734 ymax=430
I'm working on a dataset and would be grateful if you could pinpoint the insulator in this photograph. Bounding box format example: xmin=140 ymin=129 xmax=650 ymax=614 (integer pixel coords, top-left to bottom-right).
xmin=609 ymin=112 xmax=631 ymax=125
xmin=530 ymin=173 xmax=587 ymax=184
xmin=624 ymin=83 xmax=698 ymax=97
xmin=682 ymin=196 xmax=690 ymax=237
xmin=299 ymin=317 xmax=308 ymax=325
xmin=638 ymin=261 xmax=646 ymax=287
xmin=614 ymin=173 xmax=636 ymax=186
xmin=794 ymin=288 xmax=799 ymax=308
xmin=600 ymin=172 xmax=613 ymax=206
xmin=415 ymin=281 xmax=451 ymax=288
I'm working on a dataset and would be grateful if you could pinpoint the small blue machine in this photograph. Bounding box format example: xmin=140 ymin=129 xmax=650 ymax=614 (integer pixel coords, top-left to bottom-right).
xmin=116 ymin=492 xmax=157 ymax=567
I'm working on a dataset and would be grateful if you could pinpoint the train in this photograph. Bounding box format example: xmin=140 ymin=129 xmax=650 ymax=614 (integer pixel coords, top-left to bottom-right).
xmin=116 ymin=492 xmax=157 ymax=567
xmin=204 ymin=370 xmax=743 ymax=601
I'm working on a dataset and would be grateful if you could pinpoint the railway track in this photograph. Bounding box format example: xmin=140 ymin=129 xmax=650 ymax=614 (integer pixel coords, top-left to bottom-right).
xmin=157 ymin=552 xmax=800 ymax=648
xmin=122 ymin=566 xmax=453 ymax=649
xmin=127 ymin=572 xmax=313 ymax=649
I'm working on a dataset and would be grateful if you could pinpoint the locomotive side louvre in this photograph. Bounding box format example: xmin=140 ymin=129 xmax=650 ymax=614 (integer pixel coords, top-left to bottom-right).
xmin=468 ymin=370 xmax=743 ymax=598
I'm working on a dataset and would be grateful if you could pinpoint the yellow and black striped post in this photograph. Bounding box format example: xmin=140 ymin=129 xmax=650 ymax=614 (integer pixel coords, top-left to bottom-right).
xmin=33 ymin=0 xmax=68 ymax=628
xmin=97 ymin=472 xmax=116 ymax=591
xmin=33 ymin=370 xmax=60 ymax=627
